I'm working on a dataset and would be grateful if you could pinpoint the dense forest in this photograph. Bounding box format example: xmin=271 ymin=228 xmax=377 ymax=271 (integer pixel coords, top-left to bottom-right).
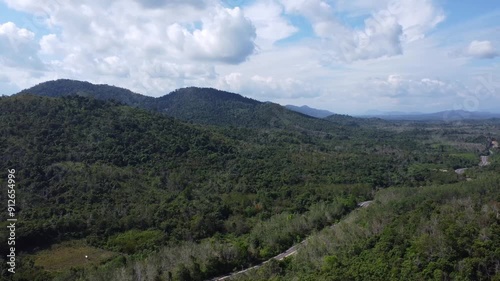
xmin=1 ymin=81 xmax=499 ymax=280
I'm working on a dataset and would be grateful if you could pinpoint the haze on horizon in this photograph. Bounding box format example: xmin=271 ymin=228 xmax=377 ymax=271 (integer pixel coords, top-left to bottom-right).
xmin=0 ymin=0 xmax=499 ymax=115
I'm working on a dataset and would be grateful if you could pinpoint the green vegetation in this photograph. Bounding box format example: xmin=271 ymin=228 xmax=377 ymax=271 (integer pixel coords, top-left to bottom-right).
xmin=0 ymin=81 xmax=499 ymax=280
xmin=33 ymin=241 xmax=117 ymax=273
xmin=236 ymin=172 xmax=500 ymax=281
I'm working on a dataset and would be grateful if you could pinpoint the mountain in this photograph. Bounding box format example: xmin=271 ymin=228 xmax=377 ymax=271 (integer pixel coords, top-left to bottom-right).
xmin=18 ymin=79 xmax=338 ymax=129
xmin=359 ymin=110 xmax=500 ymax=121
xmin=18 ymin=79 xmax=154 ymax=107
xmin=155 ymin=91 xmax=341 ymax=130
xmin=285 ymin=105 xmax=334 ymax=118
xmin=154 ymin=87 xmax=263 ymax=127
xmin=0 ymin=94 xmax=237 ymax=250
xmin=2 ymin=93 xmax=499 ymax=280
xmin=0 ymin=94 xmax=405 ymax=279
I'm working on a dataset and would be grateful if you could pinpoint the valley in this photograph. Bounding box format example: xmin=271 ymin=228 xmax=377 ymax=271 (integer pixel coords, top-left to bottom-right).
xmin=0 ymin=80 xmax=499 ymax=281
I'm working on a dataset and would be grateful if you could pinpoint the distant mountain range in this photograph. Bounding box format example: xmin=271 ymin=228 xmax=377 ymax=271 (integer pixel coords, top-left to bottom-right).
xmin=360 ymin=110 xmax=500 ymax=121
xmin=17 ymin=79 xmax=500 ymax=125
xmin=17 ymin=79 xmax=340 ymax=130
xmin=17 ymin=79 xmax=152 ymax=107
xmin=285 ymin=105 xmax=334 ymax=118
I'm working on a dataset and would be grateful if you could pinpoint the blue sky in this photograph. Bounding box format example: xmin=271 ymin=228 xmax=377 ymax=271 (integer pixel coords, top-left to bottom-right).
xmin=0 ymin=0 xmax=499 ymax=114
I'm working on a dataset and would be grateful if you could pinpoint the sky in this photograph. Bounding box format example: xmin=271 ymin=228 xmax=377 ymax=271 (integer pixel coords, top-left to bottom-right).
xmin=0 ymin=0 xmax=499 ymax=114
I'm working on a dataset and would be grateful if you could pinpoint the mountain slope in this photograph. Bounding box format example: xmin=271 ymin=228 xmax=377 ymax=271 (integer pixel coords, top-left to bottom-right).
xmin=0 ymin=94 xmax=237 ymax=251
xmin=285 ymin=105 xmax=334 ymax=118
xmin=18 ymin=79 xmax=154 ymax=107
xmin=233 ymin=173 xmax=500 ymax=280
xmin=17 ymin=79 xmax=343 ymax=130
xmin=157 ymin=94 xmax=341 ymax=130
xmin=153 ymin=87 xmax=263 ymax=126
xmin=0 ymin=94 xmax=384 ymax=279
xmin=1 ymin=94 xmax=498 ymax=280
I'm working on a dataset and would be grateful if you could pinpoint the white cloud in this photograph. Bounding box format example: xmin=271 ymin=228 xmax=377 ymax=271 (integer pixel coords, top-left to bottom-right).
xmin=0 ymin=0 xmax=499 ymax=114
xmin=370 ymin=74 xmax=453 ymax=97
xmin=244 ymin=0 xmax=298 ymax=47
xmin=39 ymin=33 xmax=61 ymax=55
xmin=218 ymin=72 xmax=321 ymax=99
xmin=133 ymin=0 xmax=208 ymax=9
xmin=4 ymin=1 xmax=257 ymax=66
xmin=348 ymin=11 xmax=403 ymax=61
xmin=3 ymin=0 xmax=54 ymax=13
xmin=166 ymin=7 xmax=256 ymax=64
xmin=387 ymin=0 xmax=445 ymax=42
xmin=465 ymin=40 xmax=498 ymax=59
xmin=280 ymin=0 xmax=444 ymax=62
xmin=0 ymin=0 xmax=258 ymax=96
xmin=334 ymin=0 xmax=445 ymax=42
xmin=0 ymin=22 xmax=44 ymax=69
xmin=94 ymin=56 xmax=130 ymax=77
xmin=319 ymin=12 xmax=404 ymax=62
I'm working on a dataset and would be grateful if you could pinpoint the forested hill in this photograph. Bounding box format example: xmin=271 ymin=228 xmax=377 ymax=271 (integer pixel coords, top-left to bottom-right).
xmin=153 ymin=87 xmax=261 ymax=127
xmin=0 ymin=94 xmax=236 ymax=249
xmin=17 ymin=79 xmax=153 ymax=107
xmin=18 ymin=79 xmax=338 ymax=128
xmin=0 ymin=94 xmax=395 ymax=279
xmin=1 ymin=92 xmax=498 ymax=280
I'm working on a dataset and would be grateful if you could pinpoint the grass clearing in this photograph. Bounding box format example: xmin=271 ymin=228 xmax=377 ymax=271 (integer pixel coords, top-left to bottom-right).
xmin=33 ymin=240 xmax=118 ymax=272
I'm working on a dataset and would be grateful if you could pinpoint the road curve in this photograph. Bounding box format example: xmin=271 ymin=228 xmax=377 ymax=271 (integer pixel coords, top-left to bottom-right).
xmin=207 ymin=201 xmax=373 ymax=281
xmin=479 ymin=156 xmax=490 ymax=167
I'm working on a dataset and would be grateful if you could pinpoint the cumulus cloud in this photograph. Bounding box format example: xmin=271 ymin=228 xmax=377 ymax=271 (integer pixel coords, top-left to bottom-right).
xmin=94 ymin=56 xmax=130 ymax=77
xmin=142 ymin=61 xmax=216 ymax=80
xmin=334 ymin=0 xmax=445 ymax=42
xmin=5 ymin=1 xmax=257 ymax=66
xmin=387 ymin=0 xmax=445 ymax=42
xmin=39 ymin=33 xmax=62 ymax=55
xmin=280 ymin=0 xmax=444 ymax=62
xmin=0 ymin=22 xmax=44 ymax=69
xmin=133 ymin=0 xmax=207 ymax=9
xmin=0 ymin=0 xmax=498 ymax=114
xmin=166 ymin=7 xmax=256 ymax=64
xmin=279 ymin=0 xmax=403 ymax=61
xmin=346 ymin=11 xmax=403 ymax=61
xmin=244 ymin=0 xmax=298 ymax=46
xmin=0 ymin=0 xmax=260 ymax=95
xmin=3 ymin=0 xmax=52 ymax=13
xmin=218 ymin=72 xmax=320 ymax=99
xmin=370 ymin=74 xmax=453 ymax=97
xmin=465 ymin=40 xmax=498 ymax=59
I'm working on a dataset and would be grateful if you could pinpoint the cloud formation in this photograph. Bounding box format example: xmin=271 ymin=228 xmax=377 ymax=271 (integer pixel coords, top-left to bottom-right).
xmin=279 ymin=0 xmax=444 ymax=62
xmin=465 ymin=40 xmax=498 ymax=59
xmin=0 ymin=22 xmax=43 ymax=69
xmin=134 ymin=0 xmax=207 ymax=9
xmin=167 ymin=7 xmax=256 ymax=64
xmin=243 ymin=0 xmax=297 ymax=46
xmin=218 ymin=72 xmax=321 ymax=99
xmin=370 ymin=75 xmax=453 ymax=98
xmin=0 ymin=0 xmax=498 ymax=113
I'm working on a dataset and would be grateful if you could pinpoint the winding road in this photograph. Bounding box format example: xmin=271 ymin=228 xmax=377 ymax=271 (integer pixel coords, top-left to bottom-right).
xmin=212 ymin=150 xmax=495 ymax=280
xmin=208 ymin=201 xmax=373 ymax=281
xmin=479 ymin=156 xmax=490 ymax=167
xmin=456 ymin=155 xmax=491 ymax=175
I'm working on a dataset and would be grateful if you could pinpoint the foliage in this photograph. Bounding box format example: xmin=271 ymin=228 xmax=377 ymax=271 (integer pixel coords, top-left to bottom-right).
xmin=0 ymin=85 xmax=499 ymax=280
xmin=236 ymin=172 xmax=500 ymax=281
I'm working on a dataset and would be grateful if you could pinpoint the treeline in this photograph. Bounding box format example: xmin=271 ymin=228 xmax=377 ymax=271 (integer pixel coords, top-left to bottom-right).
xmin=0 ymin=94 xmax=497 ymax=280
xmin=233 ymin=172 xmax=500 ymax=281
xmin=35 ymin=197 xmax=361 ymax=281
